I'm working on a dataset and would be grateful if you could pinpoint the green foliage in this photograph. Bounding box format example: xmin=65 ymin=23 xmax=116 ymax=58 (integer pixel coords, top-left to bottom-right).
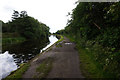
xmin=2 ymin=33 xmax=20 ymax=38
xmin=55 ymin=35 xmax=64 ymax=44
xmin=2 ymin=33 xmax=26 ymax=45
xmin=2 ymin=10 xmax=50 ymax=40
xmin=33 ymin=57 xmax=53 ymax=79
xmin=55 ymin=29 xmax=65 ymax=35
xmin=62 ymin=2 xmax=120 ymax=78
xmin=3 ymin=63 xmax=30 ymax=80
xmin=65 ymin=2 xmax=120 ymax=42
xmin=2 ymin=37 xmax=25 ymax=45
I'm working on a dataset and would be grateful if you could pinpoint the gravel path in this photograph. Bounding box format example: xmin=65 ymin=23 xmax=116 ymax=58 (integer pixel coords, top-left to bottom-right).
xmin=22 ymin=37 xmax=84 ymax=78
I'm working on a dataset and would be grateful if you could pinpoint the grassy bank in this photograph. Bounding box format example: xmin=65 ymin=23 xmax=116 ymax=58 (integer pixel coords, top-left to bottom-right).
xmin=76 ymin=46 xmax=104 ymax=78
xmin=65 ymin=34 xmax=115 ymax=78
xmin=2 ymin=37 xmax=26 ymax=45
xmin=3 ymin=35 xmax=63 ymax=79
xmin=33 ymin=57 xmax=53 ymax=79
xmin=56 ymin=35 xmax=64 ymax=44
xmin=3 ymin=63 xmax=30 ymax=80
xmin=2 ymin=33 xmax=26 ymax=45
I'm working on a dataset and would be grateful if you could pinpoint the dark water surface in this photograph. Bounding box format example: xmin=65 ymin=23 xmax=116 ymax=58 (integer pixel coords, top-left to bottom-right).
xmin=0 ymin=35 xmax=58 ymax=79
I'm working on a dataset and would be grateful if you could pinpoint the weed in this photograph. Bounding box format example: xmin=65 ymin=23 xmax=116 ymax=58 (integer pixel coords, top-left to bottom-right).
xmin=33 ymin=57 xmax=53 ymax=79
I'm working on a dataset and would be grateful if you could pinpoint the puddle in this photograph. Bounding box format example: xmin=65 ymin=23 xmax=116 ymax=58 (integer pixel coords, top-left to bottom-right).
xmin=65 ymin=43 xmax=72 ymax=45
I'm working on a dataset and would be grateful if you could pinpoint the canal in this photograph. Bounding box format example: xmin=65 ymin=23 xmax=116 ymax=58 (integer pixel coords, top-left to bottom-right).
xmin=0 ymin=35 xmax=58 ymax=79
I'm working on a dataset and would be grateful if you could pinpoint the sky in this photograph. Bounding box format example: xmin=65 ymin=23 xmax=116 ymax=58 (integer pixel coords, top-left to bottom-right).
xmin=0 ymin=0 xmax=77 ymax=33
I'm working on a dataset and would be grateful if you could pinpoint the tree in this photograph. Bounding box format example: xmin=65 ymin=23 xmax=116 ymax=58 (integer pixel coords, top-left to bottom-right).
xmin=3 ymin=10 xmax=50 ymax=40
xmin=20 ymin=11 xmax=28 ymax=18
xmin=12 ymin=10 xmax=19 ymax=20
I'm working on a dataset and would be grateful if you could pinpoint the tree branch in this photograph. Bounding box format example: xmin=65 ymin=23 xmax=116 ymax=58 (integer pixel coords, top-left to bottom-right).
xmin=93 ymin=22 xmax=101 ymax=30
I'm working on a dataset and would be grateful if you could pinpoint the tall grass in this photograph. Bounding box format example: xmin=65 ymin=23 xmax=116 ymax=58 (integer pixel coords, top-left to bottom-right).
xmin=2 ymin=33 xmax=26 ymax=45
xmin=65 ymin=34 xmax=119 ymax=78
xmin=3 ymin=63 xmax=30 ymax=80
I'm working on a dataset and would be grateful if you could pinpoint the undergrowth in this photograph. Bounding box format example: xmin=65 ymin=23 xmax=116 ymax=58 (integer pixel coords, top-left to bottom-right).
xmin=66 ymin=34 xmax=119 ymax=78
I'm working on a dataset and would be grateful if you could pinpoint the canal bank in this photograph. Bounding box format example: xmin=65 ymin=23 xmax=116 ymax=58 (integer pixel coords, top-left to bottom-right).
xmin=3 ymin=35 xmax=84 ymax=79
xmin=1 ymin=35 xmax=58 ymax=80
xmin=22 ymin=36 xmax=84 ymax=79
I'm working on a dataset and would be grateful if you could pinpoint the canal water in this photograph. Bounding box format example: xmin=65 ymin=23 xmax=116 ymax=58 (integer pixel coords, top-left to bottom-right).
xmin=0 ymin=35 xmax=58 ymax=79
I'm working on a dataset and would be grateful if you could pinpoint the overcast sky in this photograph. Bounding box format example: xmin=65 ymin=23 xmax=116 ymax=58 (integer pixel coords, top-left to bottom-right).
xmin=0 ymin=0 xmax=77 ymax=33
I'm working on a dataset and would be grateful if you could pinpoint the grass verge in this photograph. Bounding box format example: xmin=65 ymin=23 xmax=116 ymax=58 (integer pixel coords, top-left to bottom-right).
xmin=3 ymin=63 xmax=30 ymax=80
xmin=55 ymin=35 xmax=64 ymax=44
xmin=3 ymin=35 xmax=63 ymax=79
xmin=2 ymin=37 xmax=26 ymax=45
xmin=66 ymin=35 xmax=105 ymax=78
xmin=2 ymin=33 xmax=26 ymax=45
xmin=77 ymin=46 xmax=104 ymax=78
xmin=33 ymin=57 xmax=53 ymax=79
xmin=56 ymin=44 xmax=62 ymax=47
xmin=55 ymin=35 xmax=64 ymax=47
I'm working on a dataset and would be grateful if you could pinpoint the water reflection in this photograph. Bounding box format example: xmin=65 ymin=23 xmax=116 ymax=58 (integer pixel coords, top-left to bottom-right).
xmin=2 ymin=38 xmax=50 ymax=65
xmin=42 ymin=35 xmax=58 ymax=51
xmin=0 ymin=35 xmax=58 ymax=79
xmin=0 ymin=51 xmax=17 ymax=79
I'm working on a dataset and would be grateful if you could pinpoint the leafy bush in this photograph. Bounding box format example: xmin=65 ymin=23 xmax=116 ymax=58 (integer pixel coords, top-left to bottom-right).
xmin=2 ymin=10 xmax=50 ymax=40
xmin=63 ymin=2 xmax=120 ymax=78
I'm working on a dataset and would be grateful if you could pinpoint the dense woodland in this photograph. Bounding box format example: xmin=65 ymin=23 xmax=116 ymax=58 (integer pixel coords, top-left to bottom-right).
xmin=2 ymin=10 xmax=50 ymax=40
xmin=57 ymin=2 xmax=120 ymax=77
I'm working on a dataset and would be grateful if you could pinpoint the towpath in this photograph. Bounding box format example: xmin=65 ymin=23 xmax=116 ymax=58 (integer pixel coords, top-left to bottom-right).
xmin=23 ymin=37 xmax=84 ymax=78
